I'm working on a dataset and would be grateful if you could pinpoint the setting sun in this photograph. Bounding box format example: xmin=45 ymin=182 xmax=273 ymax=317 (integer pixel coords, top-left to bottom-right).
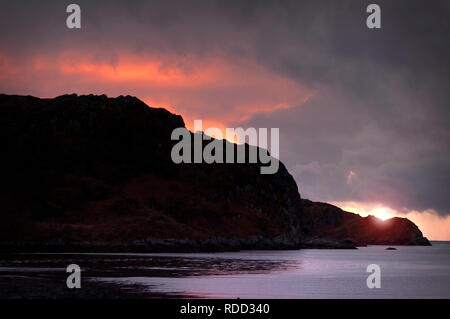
xmin=371 ymin=207 xmax=393 ymax=221
xmin=332 ymin=201 xmax=395 ymax=221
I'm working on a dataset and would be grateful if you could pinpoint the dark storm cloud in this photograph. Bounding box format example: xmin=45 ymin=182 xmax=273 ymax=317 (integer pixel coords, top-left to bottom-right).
xmin=0 ymin=0 xmax=449 ymax=214
xmin=238 ymin=0 xmax=450 ymax=214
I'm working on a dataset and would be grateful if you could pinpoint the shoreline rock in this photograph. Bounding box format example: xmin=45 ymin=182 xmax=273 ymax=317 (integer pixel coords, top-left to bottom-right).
xmin=0 ymin=236 xmax=303 ymax=253
xmin=0 ymin=236 xmax=361 ymax=253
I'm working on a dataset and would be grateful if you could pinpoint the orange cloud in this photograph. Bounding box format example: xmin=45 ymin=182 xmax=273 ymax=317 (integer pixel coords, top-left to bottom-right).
xmin=0 ymin=54 xmax=20 ymax=89
xmin=58 ymin=54 xmax=215 ymax=87
xmin=0 ymin=50 xmax=313 ymax=130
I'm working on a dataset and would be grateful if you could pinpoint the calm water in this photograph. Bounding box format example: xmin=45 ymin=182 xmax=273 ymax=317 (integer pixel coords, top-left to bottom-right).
xmin=1 ymin=241 xmax=449 ymax=298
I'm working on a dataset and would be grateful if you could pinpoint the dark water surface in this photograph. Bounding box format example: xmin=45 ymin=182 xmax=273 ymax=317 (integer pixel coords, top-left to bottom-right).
xmin=1 ymin=241 xmax=449 ymax=298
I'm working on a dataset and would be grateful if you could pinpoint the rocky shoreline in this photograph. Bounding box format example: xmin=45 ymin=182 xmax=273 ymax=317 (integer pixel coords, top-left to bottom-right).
xmin=0 ymin=235 xmax=363 ymax=253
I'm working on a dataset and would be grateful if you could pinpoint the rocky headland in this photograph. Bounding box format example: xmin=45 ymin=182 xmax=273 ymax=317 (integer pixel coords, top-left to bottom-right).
xmin=0 ymin=94 xmax=430 ymax=252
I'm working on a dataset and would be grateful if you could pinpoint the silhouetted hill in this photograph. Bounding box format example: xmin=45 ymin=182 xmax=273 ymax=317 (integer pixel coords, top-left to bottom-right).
xmin=0 ymin=94 xmax=430 ymax=251
xmin=301 ymin=200 xmax=430 ymax=246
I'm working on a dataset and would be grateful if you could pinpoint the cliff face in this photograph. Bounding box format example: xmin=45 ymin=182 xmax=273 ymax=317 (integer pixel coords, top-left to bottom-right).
xmin=0 ymin=94 xmax=302 ymax=251
xmin=0 ymin=94 xmax=430 ymax=251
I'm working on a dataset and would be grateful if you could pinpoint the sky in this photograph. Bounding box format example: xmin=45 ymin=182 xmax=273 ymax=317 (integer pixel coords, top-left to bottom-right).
xmin=0 ymin=0 xmax=449 ymax=239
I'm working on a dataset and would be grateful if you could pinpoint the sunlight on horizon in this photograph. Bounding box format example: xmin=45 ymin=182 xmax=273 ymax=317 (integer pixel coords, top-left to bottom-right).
xmin=331 ymin=201 xmax=450 ymax=241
